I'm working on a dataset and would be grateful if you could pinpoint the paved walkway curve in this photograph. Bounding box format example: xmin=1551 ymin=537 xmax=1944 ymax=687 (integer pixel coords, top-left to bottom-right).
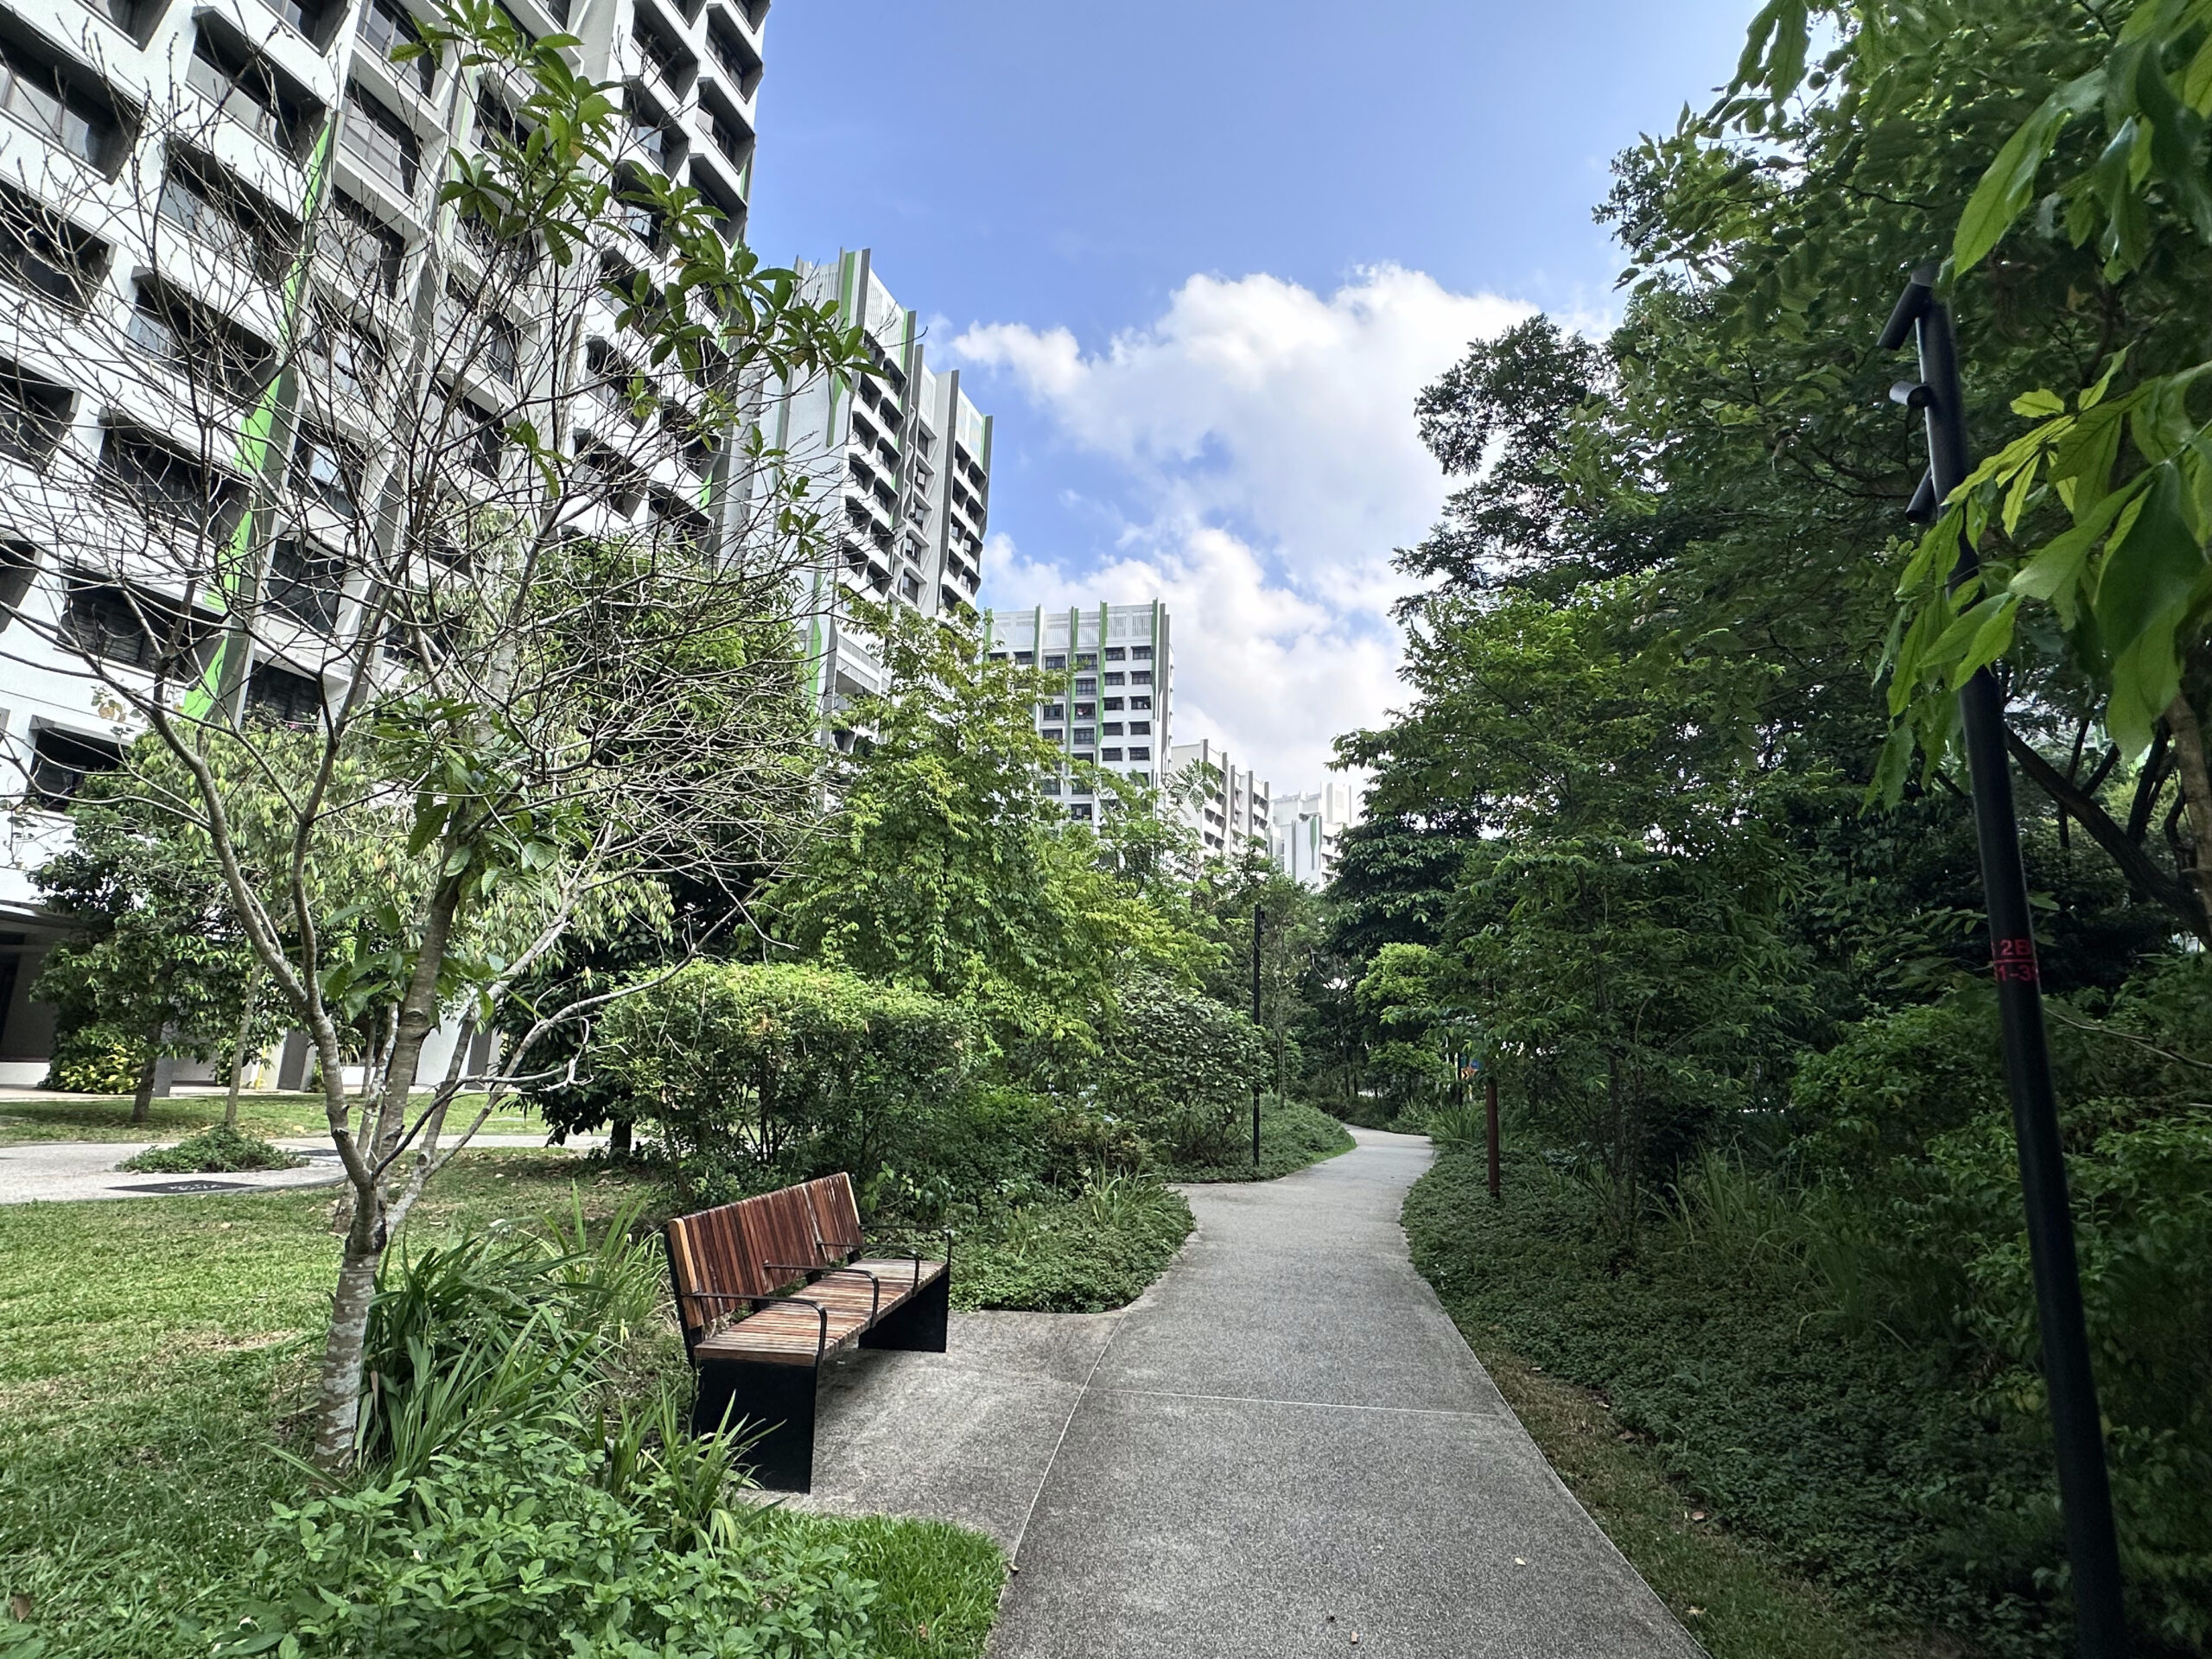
xmin=804 ymin=1129 xmax=1700 ymax=1658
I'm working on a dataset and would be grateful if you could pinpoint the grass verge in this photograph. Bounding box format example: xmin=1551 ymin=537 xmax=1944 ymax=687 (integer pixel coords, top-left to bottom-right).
xmin=1158 ymin=1096 xmax=1356 ymax=1183
xmin=1402 ymin=1147 xmax=1967 ymax=1659
xmin=0 ymin=1151 xmax=1001 ymax=1658
xmin=949 ymin=1177 xmax=1193 ymax=1313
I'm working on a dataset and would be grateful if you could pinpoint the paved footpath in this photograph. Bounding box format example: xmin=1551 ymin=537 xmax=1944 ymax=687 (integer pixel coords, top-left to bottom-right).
xmin=0 ymin=1135 xmax=592 ymax=1204
xmin=800 ymin=1128 xmax=1699 ymax=1659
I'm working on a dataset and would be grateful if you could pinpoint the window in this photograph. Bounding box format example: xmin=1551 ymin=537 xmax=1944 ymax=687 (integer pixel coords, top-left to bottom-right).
xmin=311 ymin=315 xmax=381 ymax=404
xmin=448 ymin=398 xmax=504 ymax=479
xmin=0 ymin=191 xmax=105 ymax=303
xmin=0 ymin=361 xmax=70 ymax=466
xmin=1040 ymin=728 xmax=1063 ymax=744
xmin=1014 ymin=651 xmax=1033 ymax=665
xmin=1042 ymin=653 xmax=1064 ymax=671
xmin=1041 ymin=778 xmax=1060 ymax=796
xmin=65 ymin=586 xmax=158 ymax=668
xmin=1131 ymin=696 xmax=1152 ymax=711
xmin=321 ymin=194 xmax=403 ymax=298
xmin=29 ymin=726 xmax=120 ymax=807
xmin=289 ymin=429 xmax=358 ymax=518
xmin=340 ymin=85 xmax=417 ymax=194
xmin=247 ymin=662 xmax=323 ymax=725
xmin=359 ymin=0 xmax=434 ymax=92
xmin=898 ymin=571 xmax=920 ymax=603
xmin=1105 ymin=646 xmax=1125 ymax=662
xmin=1128 ymin=749 xmax=1150 ymax=763
xmin=187 ymin=30 xmax=309 ymax=156
xmin=647 ymin=488 xmax=710 ymax=555
xmin=267 ymin=538 xmax=344 ymax=631
xmin=1131 ymin=671 xmax=1152 ymax=687
xmin=1129 ymin=721 xmax=1151 ymax=736
xmin=1073 ymin=728 xmax=1095 ymax=747
xmin=1070 ymin=769 xmax=1093 ymax=785
xmin=0 ymin=41 xmax=123 ymax=168
xmin=254 ymin=0 xmax=337 ymax=47
xmin=1103 ymin=722 xmax=1123 ymax=738
xmin=158 ymin=156 xmax=291 ymax=277
xmin=1103 ymin=696 xmax=1123 ymax=712
xmin=1073 ymin=677 xmax=1096 ymax=696
xmin=98 ymin=428 xmax=242 ymax=534
xmin=1068 ymin=804 xmax=1092 ymax=823
xmin=79 ymin=0 xmax=157 ymax=43
xmin=129 ymin=282 xmax=276 ymax=400
xmin=1130 ymin=645 xmax=1153 ymax=660
xmin=1102 ymin=747 xmax=1122 ymax=762
xmin=1072 ymin=702 xmax=1095 ymax=719
xmin=444 ymin=283 xmax=523 ymax=381
xmin=1104 ymin=671 xmax=1124 ymax=687
xmin=1040 ymin=702 xmax=1065 ymax=721
xmin=1075 ymin=652 xmax=1096 ymax=670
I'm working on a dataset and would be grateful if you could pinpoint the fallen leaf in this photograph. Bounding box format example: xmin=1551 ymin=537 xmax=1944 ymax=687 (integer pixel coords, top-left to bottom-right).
xmin=1691 ymin=1511 xmax=1707 ymax=1522
xmin=1350 ymin=1637 xmax=1359 ymax=1647
xmin=1513 ymin=1557 xmax=1527 ymax=1567
xmin=10 ymin=1593 xmax=32 ymax=1620
xmin=1688 ymin=1606 xmax=1705 ymax=1618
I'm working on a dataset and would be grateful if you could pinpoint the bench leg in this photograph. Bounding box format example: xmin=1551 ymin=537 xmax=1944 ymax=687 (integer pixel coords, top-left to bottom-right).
xmin=692 ymin=1358 xmax=819 ymax=1493
xmin=860 ymin=1266 xmax=950 ymax=1354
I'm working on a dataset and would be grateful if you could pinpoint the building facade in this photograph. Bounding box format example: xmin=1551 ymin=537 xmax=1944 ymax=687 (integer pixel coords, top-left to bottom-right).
xmin=0 ymin=0 xmax=771 ymax=1079
xmin=764 ymin=248 xmax=990 ymax=744
xmin=987 ymin=601 xmax=1170 ymax=822
xmin=1169 ymin=737 xmax=1271 ymax=857
xmin=1270 ymin=778 xmax=1356 ymax=887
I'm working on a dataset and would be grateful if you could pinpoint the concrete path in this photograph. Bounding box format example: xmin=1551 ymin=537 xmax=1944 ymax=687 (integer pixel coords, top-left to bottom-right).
xmin=0 ymin=1134 xmax=593 ymax=1204
xmin=799 ymin=1128 xmax=1699 ymax=1659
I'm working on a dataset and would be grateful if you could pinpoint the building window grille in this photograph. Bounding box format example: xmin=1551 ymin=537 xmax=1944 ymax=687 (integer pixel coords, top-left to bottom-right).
xmin=267 ymin=538 xmax=344 ymax=632
xmin=1014 ymin=651 xmax=1033 ymax=665
xmin=1075 ymin=652 xmax=1096 ymax=669
xmin=1103 ymin=671 xmax=1124 ymax=686
xmin=0 ymin=41 xmax=123 ymax=168
xmin=1131 ymin=696 xmax=1152 ymax=711
xmin=0 ymin=192 xmax=105 ymax=304
xmin=340 ymin=85 xmax=418 ymax=194
xmin=1040 ymin=702 xmax=1064 ymax=721
xmin=1103 ymin=722 xmax=1122 ymax=737
xmin=289 ymin=429 xmax=358 ymax=518
xmin=1042 ymin=653 xmax=1064 ymax=671
xmin=310 ymin=315 xmax=382 ymax=404
xmin=1069 ymin=803 xmax=1093 ymax=822
xmin=64 ymin=586 xmax=168 ymax=669
xmin=1128 ymin=748 xmax=1150 ymax=762
xmin=158 ymin=158 xmax=291 ymax=278
xmin=1041 ymin=778 xmax=1061 ymax=795
xmin=0 ymin=361 xmax=71 ymax=467
xmin=29 ymin=725 xmax=121 ymax=806
xmin=97 ymin=428 xmax=242 ymax=537
xmin=188 ymin=31 xmax=310 ymax=156
xmin=1070 ymin=775 xmax=1092 ymax=791
xmin=124 ymin=277 xmax=276 ymax=401
xmin=1131 ymin=671 xmax=1152 ymax=687
xmin=1041 ymin=728 xmax=1062 ymax=744
xmin=1105 ymin=646 xmax=1125 ymax=661
xmin=1129 ymin=721 xmax=1151 ymax=736
xmin=1073 ymin=677 xmax=1096 ymax=696
xmin=1131 ymin=645 xmax=1153 ymax=660
xmin=254 ymin=0 xmax=338 ymax=48
xmin=1102 ymin=747 xmax=1122 ymax=761
xmin=247 ymin=662 xmax=323 ymax=726
xmin=359 ymin=0 xmax=434 ymax=91
xmin=321 ymin=193 xmax=403 ymax=298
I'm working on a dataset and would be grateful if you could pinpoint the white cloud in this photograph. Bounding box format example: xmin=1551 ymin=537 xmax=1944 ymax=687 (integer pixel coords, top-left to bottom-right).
xmin=955 ymin=266 xmax=1533 ymax=791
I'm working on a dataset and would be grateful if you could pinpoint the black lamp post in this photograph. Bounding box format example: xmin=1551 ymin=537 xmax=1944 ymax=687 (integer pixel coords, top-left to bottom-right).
xmin=1251 ymin=905 xmax=1263 ymax=1167
xmin=1878 ymin=264 xmax=2128 ymax=1658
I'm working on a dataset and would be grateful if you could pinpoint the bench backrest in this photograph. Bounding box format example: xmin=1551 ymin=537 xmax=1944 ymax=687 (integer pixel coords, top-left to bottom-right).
xmin=664 ymin=1173 xmax=864 ymax=1344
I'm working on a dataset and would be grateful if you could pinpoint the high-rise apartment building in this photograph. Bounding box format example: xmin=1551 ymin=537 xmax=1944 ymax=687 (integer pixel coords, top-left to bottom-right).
xmin=987 ymin=601 xmax=1170 ymax=821
xmin=1169 ymin=738 xmax=1271 ymax=857
xmin=0 ymin=0 xmax=770 ymax=1079
xmin=1271 ymin=779 xmax=1357 ymax=887
xmin=766 ymin=248 xmax=990 ymax=741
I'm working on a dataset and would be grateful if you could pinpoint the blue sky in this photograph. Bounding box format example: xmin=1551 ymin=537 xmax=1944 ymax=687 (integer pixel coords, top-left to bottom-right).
xmin=749 ymin=1 xmax=1760 ymax=790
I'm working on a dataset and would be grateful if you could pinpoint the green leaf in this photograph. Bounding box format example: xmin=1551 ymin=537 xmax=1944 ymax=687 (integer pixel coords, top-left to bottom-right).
xmin=2091 ymin=461 xmax=2205 ymax=664
xmin=1955 ymin=70 xmax=2105 ymax=273
xmin=1951 ymin=594 xmax=2020 ymax=689
xmin=2012 ymin=389 xmax=2066 ymax=417
xmin=2011 ymin=483 xmax=2136 ymax=627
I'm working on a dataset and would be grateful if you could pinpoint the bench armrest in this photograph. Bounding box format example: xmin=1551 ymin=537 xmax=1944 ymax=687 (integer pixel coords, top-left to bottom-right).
xmin=742 ymin=1293 xmax=830 ymax=1363
xmin=765 ymin=1261 xmax=886 ymax=1324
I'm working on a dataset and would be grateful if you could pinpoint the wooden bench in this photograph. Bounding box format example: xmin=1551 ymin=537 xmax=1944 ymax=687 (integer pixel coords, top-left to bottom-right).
xmin=662 ymin=1172 xmax=950 ymax=1491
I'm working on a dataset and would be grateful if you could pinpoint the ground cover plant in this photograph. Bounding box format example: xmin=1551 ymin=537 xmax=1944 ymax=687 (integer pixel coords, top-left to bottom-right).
xmin=944 ymin=1176 xmax=1195 ymax=1313
xmin=1156 ymin=1096 xmax=1354 ymax=1183
xmin=0 ymin=1154 xmax=1005 ymax=1659
xmin=118 ymin=1124 xmax=304 ymax=1174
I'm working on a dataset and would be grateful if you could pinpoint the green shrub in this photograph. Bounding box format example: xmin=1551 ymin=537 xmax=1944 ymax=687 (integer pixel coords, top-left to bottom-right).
xmin=1157 ymin=1096 xmax=1354 ymax=1181
xmin=118 ymin=1125 xmax=303 ymax=1174
xmin=592 ymin=962 xmax=975 ymax=1197
xmin=1097 ymin=974 xmax=1267 ymax=1165
xmin=215 ymin=1421 xmax=878 ymax=1658
xmin=45 ymin=1025 xmax=147 ymax=1095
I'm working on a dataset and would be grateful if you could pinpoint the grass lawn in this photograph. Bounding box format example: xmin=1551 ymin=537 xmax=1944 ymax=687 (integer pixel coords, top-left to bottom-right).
xmin=0 ymin=1090 xmax=546 ymax=1147
xmin=1156 ymin=1096 xmax=1357 ymax=1183
xmin=0 ymin=1151 xmax=1002 ymax=1658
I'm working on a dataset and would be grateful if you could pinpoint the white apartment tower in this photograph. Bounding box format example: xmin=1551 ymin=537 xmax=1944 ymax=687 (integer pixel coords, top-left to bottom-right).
xmin=1271 ymin=778 xmax=1356 ymax=887
xmin=0 ymin=0 xmax=770 ymax=1078
xmin=1169 ymin=737 xmax=1271 ymax=857
xmin=987 ymin=601 xmax=1170 ymax=822
xmin=765 ymin=248 xmax=990 ymax=740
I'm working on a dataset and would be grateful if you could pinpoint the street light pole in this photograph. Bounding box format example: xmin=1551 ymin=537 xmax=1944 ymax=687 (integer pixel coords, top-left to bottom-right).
xmin=1879 ymin=265 xmax=2129 ymax=1659
xmin=1251 ymin=905 xmax=1263 ymax=1168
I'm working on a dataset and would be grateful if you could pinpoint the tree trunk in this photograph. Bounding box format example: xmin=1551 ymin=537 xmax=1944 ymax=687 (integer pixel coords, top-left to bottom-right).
xmin=310 ymin=1196 xmax=385 ymax=1468
xmin=609 ymin=1116 xmax=632 ymax=1157
xmin=223 ymin=966 xmax=263 ymax=1131
xmin=130 ymin=1020 xmax=163 ymax=1124
xmin=2160 ymin=693 xmax=2212 ymax=931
